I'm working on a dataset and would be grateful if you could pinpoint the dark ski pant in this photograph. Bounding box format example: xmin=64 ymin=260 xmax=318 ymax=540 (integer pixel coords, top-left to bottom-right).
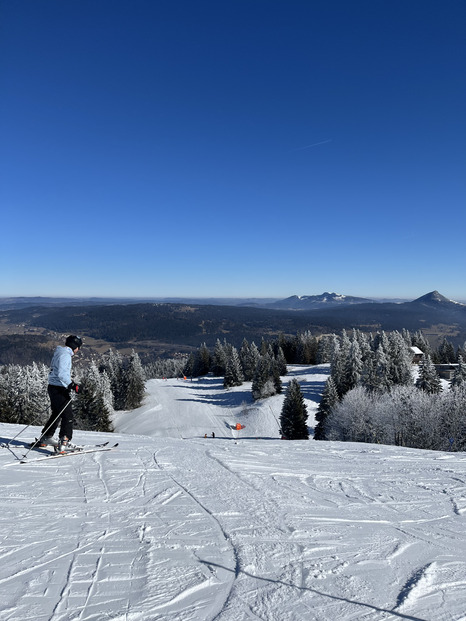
xmin=41 ymin=385 xmax=73 ymax=441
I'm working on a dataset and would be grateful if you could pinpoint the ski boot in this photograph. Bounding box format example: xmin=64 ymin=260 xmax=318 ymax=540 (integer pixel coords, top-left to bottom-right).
xmin=56 ymin=436 xmax=80 ymax=454
xmin=30 ymin=436 xmax=59 ymax=449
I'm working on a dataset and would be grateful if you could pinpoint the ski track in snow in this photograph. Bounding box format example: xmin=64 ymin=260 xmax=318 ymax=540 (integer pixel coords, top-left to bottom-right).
xmin=1 ymin=366 xmax=466 ymax=620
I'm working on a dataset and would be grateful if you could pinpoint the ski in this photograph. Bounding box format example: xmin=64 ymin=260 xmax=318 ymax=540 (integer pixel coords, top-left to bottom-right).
xmin=29 ymin=440 xmax=110 ymax=452
xmin=13 ymin=443 xmax=119 ymax=465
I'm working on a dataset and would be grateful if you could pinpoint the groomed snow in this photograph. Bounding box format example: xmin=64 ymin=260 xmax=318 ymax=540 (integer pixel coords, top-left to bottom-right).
xmin=1 ymin=365 xmax=466 ymax=621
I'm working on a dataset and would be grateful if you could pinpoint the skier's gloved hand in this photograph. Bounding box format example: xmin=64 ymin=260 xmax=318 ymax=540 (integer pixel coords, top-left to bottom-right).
xmin=68 ymin=381 xmax=81 ymax=394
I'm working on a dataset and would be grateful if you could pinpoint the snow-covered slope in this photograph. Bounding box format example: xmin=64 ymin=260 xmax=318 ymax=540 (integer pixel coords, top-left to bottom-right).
xmin=1 ymin=366 xmax=466 ymax=621
xmin=112 ymin=365 xmax=329 ymax=440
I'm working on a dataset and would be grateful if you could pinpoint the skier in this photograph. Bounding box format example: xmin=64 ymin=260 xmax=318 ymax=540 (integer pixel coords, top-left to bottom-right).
xmin=34 ymin=335 xmax=83 ymax=453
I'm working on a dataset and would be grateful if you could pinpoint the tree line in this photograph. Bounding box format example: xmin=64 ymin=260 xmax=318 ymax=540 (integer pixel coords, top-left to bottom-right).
xmin=0 ymin=350 xmax=146 ymax=433
xmin=2 ymin=327 xmax=465 ymax=449
xmin=181 ymin=337 xmax=290 ymax=398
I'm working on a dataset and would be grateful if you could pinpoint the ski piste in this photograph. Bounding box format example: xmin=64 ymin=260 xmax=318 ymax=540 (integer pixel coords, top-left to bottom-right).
xmin=15 ymin=442 xmax=119 ymax=465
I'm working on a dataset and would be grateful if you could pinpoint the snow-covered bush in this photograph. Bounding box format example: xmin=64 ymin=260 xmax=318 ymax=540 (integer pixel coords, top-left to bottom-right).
xmin=324 ymin=384 xmax=466 ymax=451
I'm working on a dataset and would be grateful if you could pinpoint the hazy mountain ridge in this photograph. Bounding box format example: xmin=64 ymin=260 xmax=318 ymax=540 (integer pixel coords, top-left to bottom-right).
xmin=0 ymin=291 xmax=465 ymax=366
xmin=2 ymin=291 xmax=463 ymax=313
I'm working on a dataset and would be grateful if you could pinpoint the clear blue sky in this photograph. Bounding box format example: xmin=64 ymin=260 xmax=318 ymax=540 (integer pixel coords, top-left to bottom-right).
xmin=1 ymin=0 xmax=465 ymax=300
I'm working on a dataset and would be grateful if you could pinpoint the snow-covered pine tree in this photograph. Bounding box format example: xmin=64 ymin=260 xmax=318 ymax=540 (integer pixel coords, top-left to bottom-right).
xmin=25 ymin=362 xmax=50 ymax=424
xmin=373 ymin=344 xmax=393 ymax=393
xmin=123 ymin=351 xmax=146 ymax=409
xmin=450 ymin=354 xmax=466 ymax=388
xmin=0 ymin=363 xmax=49 ymax=425
xmin=329 ymin=338 xmax=345 ymax=398
xmin=295 ymin=331 xmax=317 ymax=364
xmin=356 ymin=331 xmax=372 ymax=365
xmin=344 ymin=339 xmax=363 ymax=392
xmin=415 ymin=354 xmax=442 ymax=394
xmin=0 ymin=365 xmax=24 ymax=423
xmin=4 ymin=365 xmax=26 ymax=423
xmin=197 ymin=342 xmax=211 ymax=376
xmin=183 ymin=353 xmax=196 ymax=379
xmin=260 ymin=337 xmax=269 ymax=356
xmin=272 ymin=360 xmax=283 ymax=394
xmin=360 ymin=348 xmax=377 ymax=393
xmin=183 ymin=343 xmax=211 ymax=378
xmin=316 ymin=335 xmax=335 ymax=364
xmin=275 ymin=346 xmax=287 ymax=377
xmin=327 ymin=334 xmax=341 ymax=363
xmin=372 ymin=331 xmax=390 ymax=352
xmin=101 ymin=349 xmax=125 ymax=410
xmin=335 ymin=330 xmax=352 ymax=395
xmin=0 ymin=367 xmax=12 ymax=422
xmin=412 ymin=330 xmax=431 ymax=356
xmin=241 ymin=340 xmax=260 ymax=382
xmin=223 ymin=346 xmax=244 ymax=388
xmin=387 ymin=331 xmax=414 ymax=386
xmin=437 ymin=338 xmax=456 ymax=364
xmin=314 ymin=376 xmax=339 ymax=440
xmin=401 ymin=328 xmax=412 ymax=346
xmin=279 ymin=379 xmax=309 ymax=440
xmin=238 ymin=339 xmax=252 ymax=380
xmin=251 ymin=354 xmax=275 ymax=400
xmin=212 ymin=339 xmax=227 ymax=376
xmin=75 ymin=361 xmax=114 ymax=432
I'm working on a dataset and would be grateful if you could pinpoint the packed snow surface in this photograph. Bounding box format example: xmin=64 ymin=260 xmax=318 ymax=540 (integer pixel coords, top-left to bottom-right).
xmin=2 ymin=365 xmax=466 ymax=621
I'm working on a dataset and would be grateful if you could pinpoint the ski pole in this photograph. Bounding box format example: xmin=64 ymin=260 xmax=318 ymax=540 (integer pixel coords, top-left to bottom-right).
xmin=1 ymin=403 xmax=53 ymax=449
xmin=21 ymin=398 xmax=72 ymax=459
xmin=2 ymin=423 xmax=34 ymax=449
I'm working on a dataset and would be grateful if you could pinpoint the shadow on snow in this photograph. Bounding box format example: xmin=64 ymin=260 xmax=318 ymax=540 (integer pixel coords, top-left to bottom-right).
xmin=169 ymin=365 xmax=329 ymax=410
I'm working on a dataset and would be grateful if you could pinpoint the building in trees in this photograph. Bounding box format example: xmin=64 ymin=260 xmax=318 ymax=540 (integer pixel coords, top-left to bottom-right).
xmin=409 ymin=346 xmax=424 ymax=364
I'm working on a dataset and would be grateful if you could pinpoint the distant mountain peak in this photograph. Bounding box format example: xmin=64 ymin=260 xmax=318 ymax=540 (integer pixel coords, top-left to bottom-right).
xmin=266 ymin=292 xmax=374 ymax=310
xmin=412 ymin=291 xmax=464 ymax=306
xmin=424 ymin=290 xmax=448 ymax=302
